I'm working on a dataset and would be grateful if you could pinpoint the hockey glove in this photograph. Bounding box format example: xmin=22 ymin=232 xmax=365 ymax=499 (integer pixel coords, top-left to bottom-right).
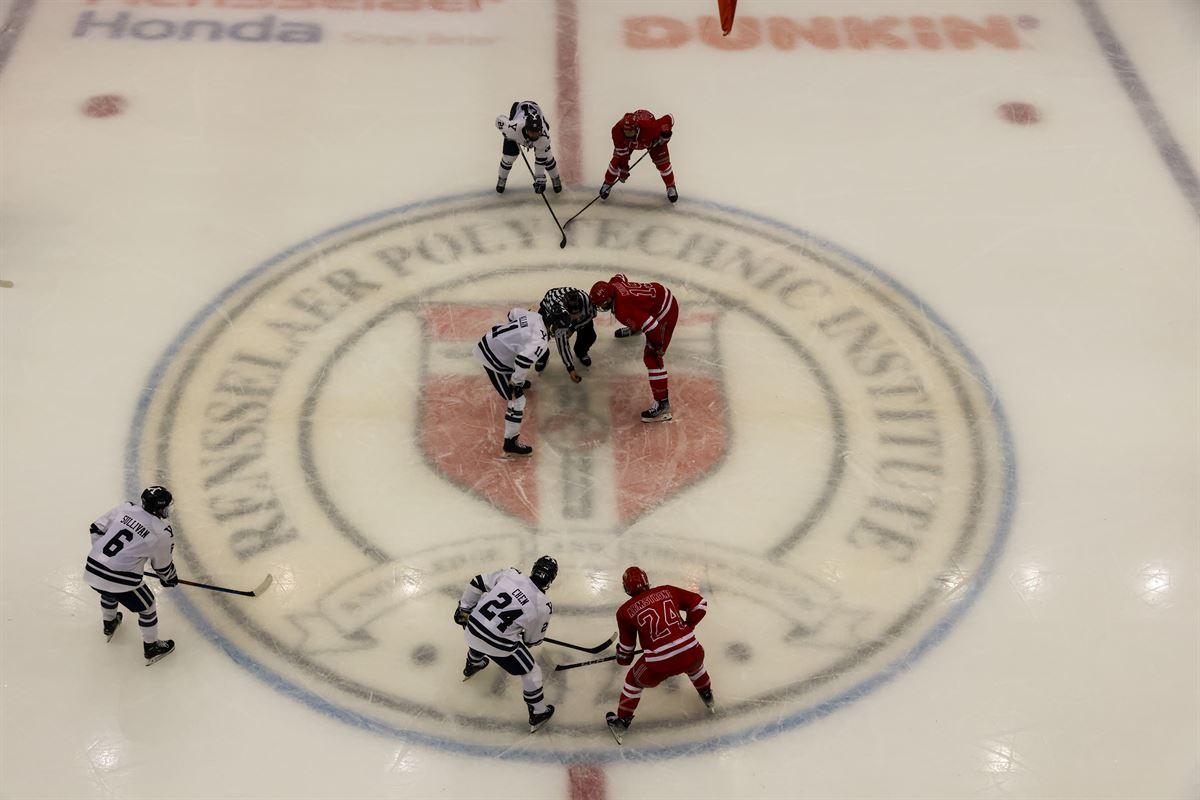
xmin=656 ymin=130 xmax=673 ymax=145
xmin=158 ymin=575 xmax=179 ymax=588
xmin=533 ymin=177 xmax=546 ymax=194
xmin=614 ymin=327 xmax=636 ymax=338
xmin=453 ymin=606 xmax=470 ymax=627
xmin=599 ymin=183 xmax=613 ymax=200
xmin=618 ymin=169 xmax=630 ymax=183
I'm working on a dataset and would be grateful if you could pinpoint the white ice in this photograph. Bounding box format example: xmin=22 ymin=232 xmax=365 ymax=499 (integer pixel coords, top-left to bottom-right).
xmin=1 ymin=1 xmax=1197 ymax=798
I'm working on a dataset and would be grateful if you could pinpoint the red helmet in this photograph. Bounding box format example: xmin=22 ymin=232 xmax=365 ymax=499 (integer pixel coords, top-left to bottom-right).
xmin=589 ymin=280 xmax=614 ymax=310
xmin=621 ymin=112 xmax=639 ymax=139
xmin=622 ymin=566 xmax=650 ymax=597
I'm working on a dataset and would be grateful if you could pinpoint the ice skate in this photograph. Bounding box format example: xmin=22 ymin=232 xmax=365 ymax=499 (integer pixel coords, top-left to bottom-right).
xmin=496 ymin=177 xmax=506 ymax=194
xmin=699 ymin=687 xmax=715 ymax=713
xmin=605 ymin=711 xmax=631 ymax=745
xmin=614 ymin=326 xmax=635 ymax=338
xmin=502 ymin=436 xmax=533 ymax=458
xmin=578 ymin=354 xmax=592 ymax=367
xmin=640 ymin=399 xmax=672 ymax=423
xmin=666 ymin=186 xmax=678 ymax=203
xmin=462 ymin=656 xmax=489 ymax=682
xmin=529 ymin=704 xmax=555 ymax=733
xmin=103 ymin=612 xmax=123 ymax=642
xmin=551 ymin=175 xmax=562 ymax=193
xmin=143 ymin=639 xmax=175 ymax=666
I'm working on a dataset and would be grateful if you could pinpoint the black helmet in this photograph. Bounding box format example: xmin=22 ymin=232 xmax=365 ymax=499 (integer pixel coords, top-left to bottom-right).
xmin=540 ymin=302 xmax=571 ymax=334
xmin=563 ymin=290 xmax=586 ymax=318
xmin=140 ymin=485 xmax=173 ymax=518
xmin=530 ymin=555 xmax=558 ymax=590
xmin=523 ymin=109 xmax=545 ymax=138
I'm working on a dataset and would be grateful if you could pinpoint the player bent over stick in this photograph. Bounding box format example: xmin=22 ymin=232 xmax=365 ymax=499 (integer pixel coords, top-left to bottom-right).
xmin=599 ymin=109 xmax=677 ymax=203
xmin=83 ymin=486 xmax=179 ymax=665
xmin=454 ymin=557 xmax=559 ymax=733
xmin=606 ymin=566 xmax=715 ymax=745
xmin=495 ymin=100 xmax=562 ymax=195
xmin=589 ymin=273 xmax=679 ymax=421
xmin=476 ymin=304 xmax=571 ymax=457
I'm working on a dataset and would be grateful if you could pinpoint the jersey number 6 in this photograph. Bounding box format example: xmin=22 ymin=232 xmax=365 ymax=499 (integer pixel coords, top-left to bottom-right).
xmin=101 ymin=528 xmax=135 ymax=557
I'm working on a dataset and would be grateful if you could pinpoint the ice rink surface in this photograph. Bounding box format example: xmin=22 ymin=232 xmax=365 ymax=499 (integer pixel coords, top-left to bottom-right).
xmin=1 ymin=1 xmax=1197 ymax=798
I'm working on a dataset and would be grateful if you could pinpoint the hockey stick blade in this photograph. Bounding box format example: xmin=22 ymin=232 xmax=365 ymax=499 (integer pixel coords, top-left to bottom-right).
xmin=250 ymin=574 xmax=274 ymax=596
xmin=555 ymin=649 xmax=643 ymax=672
xmin=544 ymin=632 xmax=617 ymax=654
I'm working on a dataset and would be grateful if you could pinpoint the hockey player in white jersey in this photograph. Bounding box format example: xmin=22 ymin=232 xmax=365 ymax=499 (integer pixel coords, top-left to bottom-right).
xmin=476 ymin=304 xmax=570 ymax=457
xmin=495 ymin=100 xmax=562 ymax=195
xmin=454 ymin=556 xmax=559 ymax=732
xmin=83 ymin=486 xmax=178 ymax=665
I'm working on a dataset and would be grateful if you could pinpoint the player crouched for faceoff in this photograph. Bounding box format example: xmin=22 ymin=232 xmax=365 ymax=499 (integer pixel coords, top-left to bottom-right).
xmin=589 ymin=274 xmax=680 ymax=421
xmin=476 ymin=304 xmax=571 ymax=457
xmin=536 ymin=287 xmax=598 ymax=383
xmin=606 ymin=566 xmax=714 ymax=745
xmin=599 ymin=109 xmax=677 ymax=203
xmin=83 ymin=486 xmax=179 ymax=665
xmin=495 ymin=100 xmax=562 ymax=195
xmin=454 ymin=556 xmax=559 ymax=733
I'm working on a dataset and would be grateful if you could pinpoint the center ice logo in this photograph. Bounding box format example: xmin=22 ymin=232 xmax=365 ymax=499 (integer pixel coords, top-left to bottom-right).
xmin=130 ymin=192 xmax=1014 ymax=761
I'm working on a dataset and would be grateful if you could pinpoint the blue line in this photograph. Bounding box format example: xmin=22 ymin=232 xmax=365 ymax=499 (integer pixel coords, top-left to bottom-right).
xmin=126 ymin=190 xmax=1018 ymax=763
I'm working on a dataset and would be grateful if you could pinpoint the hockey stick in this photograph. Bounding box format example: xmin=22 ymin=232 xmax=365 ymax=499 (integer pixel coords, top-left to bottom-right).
xmin=544 ymin=632 xmax=617 ymax=654
xmin=145 ymin=574 xmax=274 ymax=597
xmin=562 ymin=151 xmax=650 ymax=228
xmin=554 ymin=649 xmax=643 ymax=672
xmin=519 ymin=149 xmax=567 ymax=249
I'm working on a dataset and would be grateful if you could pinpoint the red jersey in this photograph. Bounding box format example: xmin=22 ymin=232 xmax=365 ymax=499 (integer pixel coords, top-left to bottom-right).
xmin=616 ymin=584 xmax=708 ymax=665
xmin=608 ymin=110 xmax=674 ymax=176
xmin=608 ymin=273 xmax=677 ymax=346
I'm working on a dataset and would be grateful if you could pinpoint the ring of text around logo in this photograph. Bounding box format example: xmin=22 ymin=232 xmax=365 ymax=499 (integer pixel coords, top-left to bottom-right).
xmin=130 ymin=192 xmax=1014 ymax=762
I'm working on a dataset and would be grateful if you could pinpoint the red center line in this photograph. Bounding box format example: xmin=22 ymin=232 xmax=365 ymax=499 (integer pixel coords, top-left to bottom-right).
xmin=555 ymin=0 xmax=583 ymax=186
xmin=556 ymin=5 xmax=604 ymax=798
xmin=568 ymin=763 xmax=607 ymax=800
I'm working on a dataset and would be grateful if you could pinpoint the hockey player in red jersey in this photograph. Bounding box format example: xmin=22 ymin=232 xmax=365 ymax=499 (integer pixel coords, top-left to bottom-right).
xmin=589 ymin=274 xmax=678 ymax=421
xmin=605 ymin=566 xmax=714 ymax=745
xmin=599 ymin=110 xmax=677 ymax=203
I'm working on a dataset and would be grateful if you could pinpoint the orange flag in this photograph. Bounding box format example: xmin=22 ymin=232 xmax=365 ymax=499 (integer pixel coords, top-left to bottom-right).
xmin=718 ymin=0 xmax=738 ymax=36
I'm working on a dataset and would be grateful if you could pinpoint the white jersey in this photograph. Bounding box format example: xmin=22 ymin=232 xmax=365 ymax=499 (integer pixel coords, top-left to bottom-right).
xmin=84 ymin=502 xmax=176 ymax=594
xmin=476 ymin=307 xmax=549 ymax=384
xmin=495 ymin=100 xmax=556 ymax=177
xmin=459 ymin=567 xmax=553 ymax=657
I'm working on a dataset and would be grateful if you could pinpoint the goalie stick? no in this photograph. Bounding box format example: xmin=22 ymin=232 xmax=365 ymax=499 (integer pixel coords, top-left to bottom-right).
xmin=519 ymin=149 xmax=567 ymax=248
xmin=144 ymin=573 xmax=274 ymax=597
xmin=554 ymin=649 xmax=644 ymax=672
xmin=543 ymin=632 xmax=617 ymax=654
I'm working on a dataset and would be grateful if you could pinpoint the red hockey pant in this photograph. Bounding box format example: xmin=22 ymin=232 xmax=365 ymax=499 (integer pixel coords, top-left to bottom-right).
xmin=617 ymin=645 xmax=711 ymax=719
xmin=649 ymin=142 xmax=675 ymax=188
xmin=643 ymin=302 xmax=678 ymax=402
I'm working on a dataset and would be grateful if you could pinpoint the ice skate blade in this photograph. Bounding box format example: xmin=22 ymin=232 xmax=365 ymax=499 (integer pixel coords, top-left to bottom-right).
xmin=640 ymin=413 xmax=673 ymax=423
xmin=104 ymin=612 xmax=123 ymax=643
xmin=144 ymin=650 xmax=175 ymax=667
xmin=607 ymin=725 xmax=626 ymax=745
xmin=529 ymin=707 xmax=555 ymax=734
xmin=500 ymin=451 xmax=533 ymax=459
